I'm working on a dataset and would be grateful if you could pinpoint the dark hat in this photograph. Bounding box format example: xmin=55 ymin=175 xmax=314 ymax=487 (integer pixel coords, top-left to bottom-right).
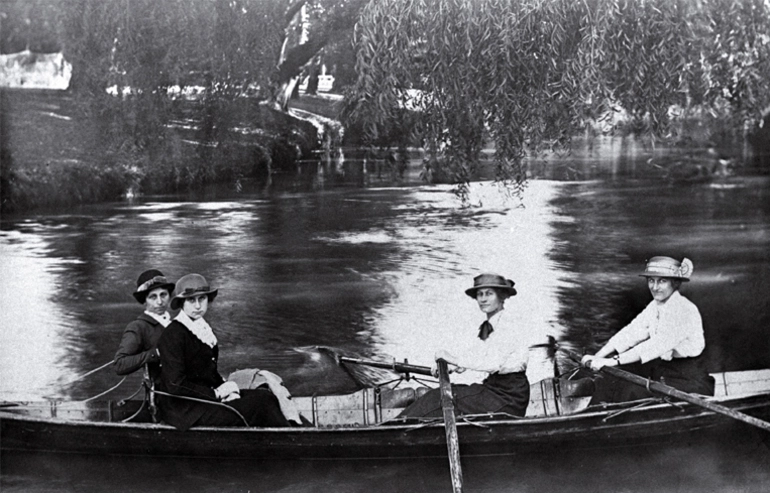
xmin=639 ymin=256 xmax=693 ymax=281
xmin=465 ymin=273 xmax=517 ymax=298
xmin=170 ymin=273 xmax=219 ymax=310
xmin=133 ymin=269 xmax=175 ymax=304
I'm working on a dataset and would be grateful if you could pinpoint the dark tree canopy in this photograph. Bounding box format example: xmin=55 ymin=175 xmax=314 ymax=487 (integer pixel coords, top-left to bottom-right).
xmin=345 ymin=0 xmax=770 ymax=196
xmin=2 ymin=0 xmax=769 ymax=202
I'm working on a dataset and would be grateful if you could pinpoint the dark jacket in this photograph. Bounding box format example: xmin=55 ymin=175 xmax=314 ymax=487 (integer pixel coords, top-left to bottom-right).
xmin=114 ymin=313 xmax=164 ymax=376
xmin=156 ymin=320 xmax=225 ymax=430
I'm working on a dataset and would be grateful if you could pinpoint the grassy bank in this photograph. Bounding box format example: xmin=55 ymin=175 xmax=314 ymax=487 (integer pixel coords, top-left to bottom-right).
xmin=0 ymin=89 xmax=132 ymax=212
xmin=0 ymin=89 xmax=324 ymax=214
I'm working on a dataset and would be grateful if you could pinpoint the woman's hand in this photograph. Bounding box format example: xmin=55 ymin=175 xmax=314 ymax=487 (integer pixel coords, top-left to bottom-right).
xmin=434 ymin=349 xmax=456 ymax=364
xmin=587 ymin=357 xmax=616 ymax=371
xmin=215 ymin=381 xmax=241 ymax=402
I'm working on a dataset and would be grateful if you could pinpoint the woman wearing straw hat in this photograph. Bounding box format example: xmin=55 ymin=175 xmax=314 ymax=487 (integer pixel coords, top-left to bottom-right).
xmin=399 ymin=273 xmax=531 ymax=418
xmin=114 ymin=269 xmax=175 ymax=377
xmin=156 ymin=273 xmax=291 ymax=430
xmin=582 ymin=256 xmax=715 ymax=403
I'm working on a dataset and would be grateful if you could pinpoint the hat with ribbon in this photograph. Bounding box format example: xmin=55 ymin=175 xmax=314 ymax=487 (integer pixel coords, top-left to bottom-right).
xmin=639 ymin=256 xmax=693 ymax=281
xmin=465 ymin=273 xmax=517 ymax=298
xmin=133 ymin=269 xmax=175 ymax=304
xmin=170 ymin=273 xmax=219 ymax=310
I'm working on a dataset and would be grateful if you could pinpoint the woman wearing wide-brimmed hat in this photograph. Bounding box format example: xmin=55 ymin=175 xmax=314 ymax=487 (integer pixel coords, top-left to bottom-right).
xmin=399 ymin=273 xmax=531 ymax=418
xmin=155 ymin=273 xmax=291 ymax=430
xmin=114 ymin=269 xmax=175 ymax=377
xmin=582 ymin=256 xmax=714 ymax=402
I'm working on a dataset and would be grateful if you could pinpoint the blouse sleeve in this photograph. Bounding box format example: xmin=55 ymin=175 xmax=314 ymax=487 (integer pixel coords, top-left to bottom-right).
xmin=158 ymin=323 xmax=218 ymax=400
xmin=605 ymin=303 xmax=654 ymax=354
xmin=624 ymin=299 xmax=703 ymax=363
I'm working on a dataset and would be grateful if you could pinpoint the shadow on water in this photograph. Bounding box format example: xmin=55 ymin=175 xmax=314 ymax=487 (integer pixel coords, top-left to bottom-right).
xmin=2 ymin=429 xmax=769 ymax=493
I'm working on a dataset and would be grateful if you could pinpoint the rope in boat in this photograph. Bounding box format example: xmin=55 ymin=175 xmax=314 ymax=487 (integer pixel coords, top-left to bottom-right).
xmin=81 ymin=376 xmax=127 ymax=403
xmin=152 ymin=389 xmax=250 ymax=426
xmin=120 ymin=396 xmax=147 ymax=423
xmin=59 ymin=360 xmax=115 ymax=386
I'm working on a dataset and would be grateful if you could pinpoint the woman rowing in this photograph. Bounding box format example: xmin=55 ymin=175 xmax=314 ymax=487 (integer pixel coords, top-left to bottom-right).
xmin=398 ymin=273 xmax=531 ymax=418
xmin=156 ymin=273 xmax=291 ymax=430
xmin=581 ymin=256 xmax=715 ymax=403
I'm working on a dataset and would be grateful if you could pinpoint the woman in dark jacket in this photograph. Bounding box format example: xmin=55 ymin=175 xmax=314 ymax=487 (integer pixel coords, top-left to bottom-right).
xmin=156 ymin=273 xmax=290 ymax=430
xmin=114 ymin=269 xmax=175 ymax=378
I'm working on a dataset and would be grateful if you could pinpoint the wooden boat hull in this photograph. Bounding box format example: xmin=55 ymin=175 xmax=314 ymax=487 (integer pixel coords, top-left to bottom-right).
xmin=2 ymin=392 xmax=769 ymax=459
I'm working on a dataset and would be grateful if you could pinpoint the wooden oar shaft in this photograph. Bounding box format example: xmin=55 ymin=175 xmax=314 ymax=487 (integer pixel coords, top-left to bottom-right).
xmin=338 ymin=357 xmax=434 ymax=376
xmin=600 ymin=365 xmax=770 ymax=431
xmin=437 ymin=359 xmax=463 ymax=493
xmin=564 ymin=348 xmax=770 ymax=432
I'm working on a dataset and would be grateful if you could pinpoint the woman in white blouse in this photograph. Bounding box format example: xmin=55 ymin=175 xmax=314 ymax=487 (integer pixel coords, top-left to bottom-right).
xmin=399 ymin=273 xmax=530 ymax=418
xmin=581 ymin=256 xmax=715 ymax=403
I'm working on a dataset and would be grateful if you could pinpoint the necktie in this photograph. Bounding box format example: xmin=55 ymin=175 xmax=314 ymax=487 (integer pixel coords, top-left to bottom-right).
xmin=478 ymin=320 xmax=494 ymax=341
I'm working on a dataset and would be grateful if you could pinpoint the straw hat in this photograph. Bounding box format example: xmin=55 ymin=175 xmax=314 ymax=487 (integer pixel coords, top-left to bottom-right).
xmin=639 ymin=256 xmax=693 ymax=281
xmin=464 ymin=273 xmax=517 ymax=298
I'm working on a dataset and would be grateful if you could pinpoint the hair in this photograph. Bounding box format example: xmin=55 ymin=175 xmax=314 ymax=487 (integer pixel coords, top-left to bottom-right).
xmin=172 ymin=292 xmax=216 ymax=311
xmin=646 ymin=277 xmax=683 ymax=290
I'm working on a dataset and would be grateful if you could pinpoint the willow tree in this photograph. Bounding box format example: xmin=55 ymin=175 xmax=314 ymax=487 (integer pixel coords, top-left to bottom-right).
xmin=344 ymin=0 xmax=770 ymax=198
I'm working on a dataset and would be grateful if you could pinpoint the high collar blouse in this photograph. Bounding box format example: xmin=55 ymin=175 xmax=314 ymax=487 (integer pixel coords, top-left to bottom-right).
xmin=447 ymin=309 xmax=529 ymax=374
xmin=605 ymin=290 xmax=705 ymax=364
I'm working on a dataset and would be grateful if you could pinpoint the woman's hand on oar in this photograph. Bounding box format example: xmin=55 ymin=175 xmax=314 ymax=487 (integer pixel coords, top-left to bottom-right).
xmin=552 ymin=341 xmax=770 ymax=433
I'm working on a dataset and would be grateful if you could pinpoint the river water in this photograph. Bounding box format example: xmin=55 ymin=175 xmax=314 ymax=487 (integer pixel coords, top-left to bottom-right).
xmin=1 ymin=154 xmax=769 ymax=491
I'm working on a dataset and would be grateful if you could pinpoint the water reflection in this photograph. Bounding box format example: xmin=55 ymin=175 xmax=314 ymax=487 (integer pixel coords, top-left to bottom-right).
xmin=0 ymin=229 xmax=76 ymax=399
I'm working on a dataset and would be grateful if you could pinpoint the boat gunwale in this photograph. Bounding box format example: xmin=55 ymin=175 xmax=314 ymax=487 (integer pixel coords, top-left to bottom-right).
xmin=2 ymin=390 xmax=769 ymax=434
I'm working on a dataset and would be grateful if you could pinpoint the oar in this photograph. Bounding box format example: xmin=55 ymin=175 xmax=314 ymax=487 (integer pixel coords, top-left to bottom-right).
xmin=437 ymin=359 xmax=463 ymax=493
xmin=559 ymin=346 xmax=770 ymax=432
xmin=339 ymin=354 xmax=463 ymax=491
xmin=337 ymin=356 xmax=434 ymax=376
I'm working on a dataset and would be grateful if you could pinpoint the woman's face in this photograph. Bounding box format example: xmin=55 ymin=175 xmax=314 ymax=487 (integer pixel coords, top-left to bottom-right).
xmin=476 ymin=288 xmax=504 ymax=315
xmin=144 ymin=287 xmax=170 ymax=315
xmin=647 ymin=276 xmax=678 ymax=302
xmin=182 ymin=294 xmax=209 ymax=320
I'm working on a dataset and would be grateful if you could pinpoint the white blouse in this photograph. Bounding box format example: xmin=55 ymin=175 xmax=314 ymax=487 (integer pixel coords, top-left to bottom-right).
xmin=448 ymin=309 xmax=530 ymax=374
xmin=606 ymin=290 xmax=705 ymax=364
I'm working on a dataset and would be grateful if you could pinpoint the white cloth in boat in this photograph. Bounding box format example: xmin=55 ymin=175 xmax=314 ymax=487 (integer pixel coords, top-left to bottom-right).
xmin=145 ymin=310 xmax=171 ymax=328
xmin=605 ymin=290 xmax=705 ymax=364
xmin=174 ymin=310 xmax=217 ymax=348
xmin=446 ymin=309 xmax=529 ymax=374
xmin=228 ymin=368 xmax=302 ymax=425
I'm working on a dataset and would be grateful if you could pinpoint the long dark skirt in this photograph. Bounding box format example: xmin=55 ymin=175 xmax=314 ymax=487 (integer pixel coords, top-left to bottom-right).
xmin=398 ymin=372 xmax=530 ymax=418
xmin=590 ymin=356 xmax=715 ymax=404
xmin=164 ymin=388 xmax=291 ymax=430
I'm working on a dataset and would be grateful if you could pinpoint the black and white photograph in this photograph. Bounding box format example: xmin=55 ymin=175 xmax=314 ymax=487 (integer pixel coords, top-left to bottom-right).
xmin=1 ymin=0 xmax=769 ymax=491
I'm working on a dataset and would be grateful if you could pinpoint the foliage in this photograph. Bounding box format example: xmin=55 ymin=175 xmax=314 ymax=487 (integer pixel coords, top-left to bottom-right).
xmin=0 ymin=0 xmax=63 ymax=54
xmin=346 ymin=0 xmax=770 ymax=200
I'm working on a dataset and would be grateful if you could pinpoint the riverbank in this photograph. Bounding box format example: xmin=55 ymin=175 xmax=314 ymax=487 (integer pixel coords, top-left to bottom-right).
xmin=2 ymin=88 xmax=766 ymax=214
xmin=0 ymin=89 xmax=324 ymax=214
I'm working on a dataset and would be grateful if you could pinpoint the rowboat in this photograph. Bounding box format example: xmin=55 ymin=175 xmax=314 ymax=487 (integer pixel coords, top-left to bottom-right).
xmin=2 ymin=368 xmax=769 ymax=460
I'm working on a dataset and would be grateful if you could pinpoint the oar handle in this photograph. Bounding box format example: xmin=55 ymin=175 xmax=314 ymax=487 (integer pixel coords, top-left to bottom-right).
xmin=338 ymin=356 xmax=434 ymax=376
xmin=561 ymin=346 xmax=770 ymax=432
